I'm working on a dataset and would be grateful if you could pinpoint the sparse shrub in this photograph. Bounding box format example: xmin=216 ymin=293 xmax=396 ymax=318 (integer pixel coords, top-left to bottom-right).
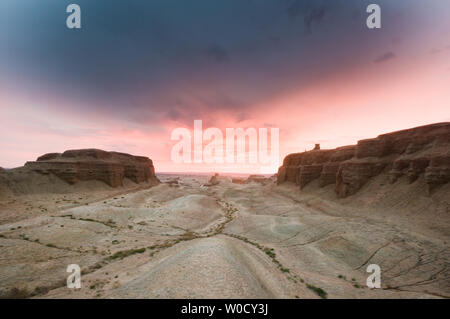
xmin=264 ymin=248 xmax=276 ymax=259
xmin=306 ymin=284 xmax=327 ymax=299
xmin=280 ymin=267 xmax=290 ymax=273
xmin=108 ymin=248 xmax=146 ymax=260
xmin=33 ymin=286 xmax=50 ymax=296
xmin=93 ymin=262 xmax=102 ymax=269
xmin=179 ymin=231 xmax=198 ymax=241
xmin=0 ymin=287 xmax=30 ymax=299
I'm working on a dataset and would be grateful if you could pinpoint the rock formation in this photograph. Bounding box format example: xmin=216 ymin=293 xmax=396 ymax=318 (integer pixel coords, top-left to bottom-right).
xmin=204 ymin=173 xmax=234 ymax=186
xmin=24 ymin=149 xmax=159 ymax=187
xmin=277 ymin=123 xmax=450 ymax=197
xmin=165 ymin=177 xmax=180 ymax=186
xmin=245 ymin=175 xmax=272 ymax=185
xmin=231 ymin=177 xmax=246 ymax=184
xmin=203 ymin=173 xmax=218 ymax=186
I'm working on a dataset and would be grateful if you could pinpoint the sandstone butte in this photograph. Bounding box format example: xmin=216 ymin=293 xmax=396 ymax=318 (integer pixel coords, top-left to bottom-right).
xmin=277 ymin=122 xmax=450 ymax=197
xmin=23 ymin=149 xmax=159 ymax=187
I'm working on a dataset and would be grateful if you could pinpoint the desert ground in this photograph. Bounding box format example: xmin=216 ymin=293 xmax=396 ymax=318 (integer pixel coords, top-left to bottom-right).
xmin=0 ymin=173 xmax=448 ymax=299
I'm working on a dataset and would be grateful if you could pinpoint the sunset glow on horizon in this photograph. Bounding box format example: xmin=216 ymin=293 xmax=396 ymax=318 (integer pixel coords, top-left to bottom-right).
xmin=1 ymin=0 xmax=449 ymax=173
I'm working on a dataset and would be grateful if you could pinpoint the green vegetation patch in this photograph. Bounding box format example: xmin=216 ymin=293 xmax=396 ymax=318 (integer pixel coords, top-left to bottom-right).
xmin=306 ymin=284 xmax=328 ymax=299
xmin=108 ymin=248 xmax=146 ymax=260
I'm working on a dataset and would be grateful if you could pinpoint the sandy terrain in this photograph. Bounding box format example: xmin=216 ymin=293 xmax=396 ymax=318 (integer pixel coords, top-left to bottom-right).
xmin=0 ymin=173 xmax=448 ymax=299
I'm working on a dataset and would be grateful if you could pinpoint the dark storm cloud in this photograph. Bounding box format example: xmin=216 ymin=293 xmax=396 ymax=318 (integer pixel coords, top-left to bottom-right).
xmin=286 ymin=0 xmax=328 ymax=33
xmin=303 ymin=6 xmax=327 ymax=34
xmin=374 ymin=52 xmax=396 ymax=64
xmin=166 ymin=108 xmax=183 ymax=122
xmin=0 ymin=0 xmax=419 ymax=125
xmin=204 ymin=44 xmax=230 ymax=63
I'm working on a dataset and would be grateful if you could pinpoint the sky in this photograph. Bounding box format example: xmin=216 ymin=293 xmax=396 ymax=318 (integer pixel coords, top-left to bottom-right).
xmin=0 ymin=0 xmax=449 ymax=173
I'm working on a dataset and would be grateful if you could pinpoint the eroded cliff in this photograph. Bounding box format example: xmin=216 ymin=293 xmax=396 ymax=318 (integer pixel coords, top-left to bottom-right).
xmin=24 ymin=149 xmax=158 ymax=187
xmin=277 ymin=123 xmax=450 ymax=197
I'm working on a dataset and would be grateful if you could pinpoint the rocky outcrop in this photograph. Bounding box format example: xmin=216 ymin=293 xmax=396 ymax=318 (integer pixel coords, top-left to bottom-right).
xmin=277 ymin=123 xmax=450 ymax=197
xmin=204 ymin=173 xmax=222 ymax=186
xmin=231 ymin=178 xmax=246 ymax=184
xmin=24 ymin=149 xmax=159 ymax=187
xmin=245 ymin=175 xmax=271 ymax=184
xmin=165 ymin=177 xmax=180 ymax=186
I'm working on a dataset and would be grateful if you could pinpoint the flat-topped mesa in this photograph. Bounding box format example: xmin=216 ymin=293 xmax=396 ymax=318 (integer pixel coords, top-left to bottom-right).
xmin=25 ymin=149 xmax=158 ymax=187
xmin=277 ymin=122 xmax=450 ymax=197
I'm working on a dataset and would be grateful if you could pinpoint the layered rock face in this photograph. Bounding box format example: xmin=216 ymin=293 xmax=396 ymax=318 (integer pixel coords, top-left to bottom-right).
xmin=24 ymin=149 xmax=158 ymax=187
xmin=277 ymin=123 xmax=450 ymax=197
